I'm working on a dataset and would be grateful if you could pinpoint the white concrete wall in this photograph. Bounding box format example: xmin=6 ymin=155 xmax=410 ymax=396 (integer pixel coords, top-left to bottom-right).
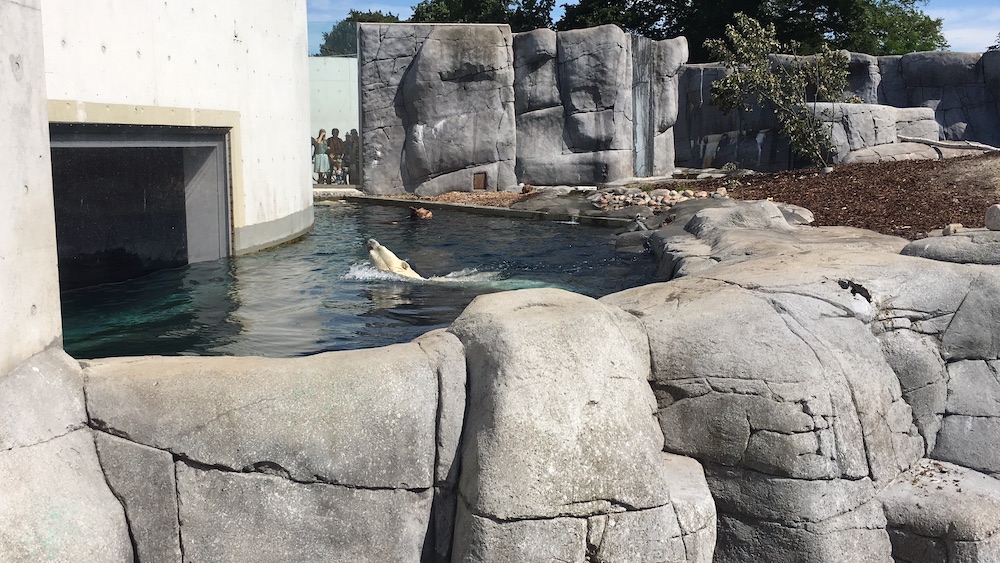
xmin=309 ymin=56 xmax=359 ymax=138
xmin=0 ymin=0 xmax=62 ymax=375
xmin=39 ymin=0 xmax=314 ymax=253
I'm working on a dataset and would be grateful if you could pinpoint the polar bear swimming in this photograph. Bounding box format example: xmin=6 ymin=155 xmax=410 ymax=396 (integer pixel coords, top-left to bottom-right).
xmin=366 ymin=238 xmax=424 ymax=280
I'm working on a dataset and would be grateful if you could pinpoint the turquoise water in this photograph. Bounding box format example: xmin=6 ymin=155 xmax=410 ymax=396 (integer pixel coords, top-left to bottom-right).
xmin=61 ymin=202 xmax=658 ymax=358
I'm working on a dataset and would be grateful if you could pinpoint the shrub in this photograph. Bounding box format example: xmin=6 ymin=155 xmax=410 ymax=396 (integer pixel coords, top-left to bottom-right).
xmin=705 ymin=13 xmax=851 ymax=168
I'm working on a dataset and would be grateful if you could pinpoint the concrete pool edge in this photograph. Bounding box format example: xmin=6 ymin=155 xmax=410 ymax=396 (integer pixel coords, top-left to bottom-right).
xmin=312 ymin=188 xmax=632 ymax=228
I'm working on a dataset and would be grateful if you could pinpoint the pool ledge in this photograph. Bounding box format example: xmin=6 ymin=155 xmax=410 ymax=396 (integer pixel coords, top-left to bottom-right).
xmin=313 ymin=189 xmax=631 ymax=228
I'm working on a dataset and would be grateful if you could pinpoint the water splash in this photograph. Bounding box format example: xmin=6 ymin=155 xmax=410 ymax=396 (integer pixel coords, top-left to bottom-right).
xmin=345 ymin=262 xmax=555 ymax=290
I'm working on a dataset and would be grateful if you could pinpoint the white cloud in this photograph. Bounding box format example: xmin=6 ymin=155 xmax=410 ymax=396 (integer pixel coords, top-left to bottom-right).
xmin=925 ymin=2 xmax=1000 ymax=52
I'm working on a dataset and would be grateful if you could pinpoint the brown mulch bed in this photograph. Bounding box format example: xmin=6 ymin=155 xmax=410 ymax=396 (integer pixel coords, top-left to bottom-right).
xmin=388 ymin=152 xmax=1000 ymax=240
xmin=387 ymin=191 xmax=537 ymax=208
xmin=671 ymin=152 xmax=1000 ymax=239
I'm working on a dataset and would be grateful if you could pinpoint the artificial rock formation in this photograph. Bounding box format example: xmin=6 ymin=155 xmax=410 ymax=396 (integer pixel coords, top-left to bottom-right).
xmin=0 ymin=349 xmax=133 ymax=561
xmin=358 ymin=24 xmax=517 ymax=196
xmin=605 ymin=197 xmax=1000 ymax=562
xmin=449 ymin=288 xmax=715 ymax=561
xmin=677 ymin=49 xmax=1000 ymax=170
xmin=514 ymin=25 xmax=635 ymax=185
xmin=359 ymin=23 xmax=688 ymax=193
xmin=71 ymin=312 xmax=718 ymax=562
xmin=10 ymin=198 xmax=1000 ymax=561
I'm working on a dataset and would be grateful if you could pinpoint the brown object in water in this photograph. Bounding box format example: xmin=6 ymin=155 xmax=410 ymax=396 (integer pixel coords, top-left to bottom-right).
xmin=409 ymin=206 xmax=433 ymax=220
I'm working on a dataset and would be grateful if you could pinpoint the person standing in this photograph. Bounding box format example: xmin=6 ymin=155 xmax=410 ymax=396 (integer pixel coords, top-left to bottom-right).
xmin=326 ymin=128 xmax=345 ymax=185
xmin=343 ymin=129 xmax=360 ymax=185
xmin=312 ymin=129 xmax=330 ymax=184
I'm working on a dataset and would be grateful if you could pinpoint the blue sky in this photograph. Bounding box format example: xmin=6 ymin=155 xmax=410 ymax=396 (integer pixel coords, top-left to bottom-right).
xmin=306 ymin=0 xmax=999 ymax=55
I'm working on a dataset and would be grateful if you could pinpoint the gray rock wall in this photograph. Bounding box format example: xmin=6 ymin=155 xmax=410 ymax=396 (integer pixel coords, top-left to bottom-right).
xmin=514 ymin=25 xmax=635 ymax=185
xmin=359 ymin=23 xmax=688 ymax=192
xmin=358 ymin=24 xmax=517 ymax=196
xmin=677 ymin=50 xmax=1000 ymax=170
xmin=73 ymin=319 xmax=717 ymax=562
xmin=11 ymin=198 xmax=1000 ymax=561
xmin=879 ymin=51 xmax=1000 ymax=146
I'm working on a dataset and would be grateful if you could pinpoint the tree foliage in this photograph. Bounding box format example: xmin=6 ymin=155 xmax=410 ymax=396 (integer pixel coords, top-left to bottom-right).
xmin=318 ymin=10 xmax=401 ymax=56
xmin=991 ymin=32 xmax=1000 ymax=52
xmin=410 ymin=0 xmax=554 ymax=31
xmin=555 ymin=0 xmax=947 ymax=62
xmin=705 ymin=13 xmax=851 ymax=167
xmin=838 ymin=0 xmax=949 ymax=55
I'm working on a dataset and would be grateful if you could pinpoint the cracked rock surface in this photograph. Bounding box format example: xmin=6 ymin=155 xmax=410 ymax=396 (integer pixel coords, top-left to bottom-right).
xmin=359 ymin=23 xmax=516 ymax=196
xmin=604 ymin=197 xmax=1000 ymax=561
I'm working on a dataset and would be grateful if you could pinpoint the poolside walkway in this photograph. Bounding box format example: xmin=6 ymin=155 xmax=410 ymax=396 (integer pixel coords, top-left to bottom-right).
xmin=312 ymin=185 xmax=631 ymax=227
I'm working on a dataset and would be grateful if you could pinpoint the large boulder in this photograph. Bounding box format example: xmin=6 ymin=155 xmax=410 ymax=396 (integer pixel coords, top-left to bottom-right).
xmin=84 ymin=331 xmax=467 ymax=561
xmin=448 ymin=288 xmax=715 ymax=561
xmin=882 ymin=459 xmax=1000 ymax=561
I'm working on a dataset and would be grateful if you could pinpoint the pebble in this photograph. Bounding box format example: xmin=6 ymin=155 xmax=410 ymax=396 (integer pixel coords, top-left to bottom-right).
xmin=943 ymin=223 xmax=963 ymax=236
xmin=589 ymin=184 xmax=729 ymax=214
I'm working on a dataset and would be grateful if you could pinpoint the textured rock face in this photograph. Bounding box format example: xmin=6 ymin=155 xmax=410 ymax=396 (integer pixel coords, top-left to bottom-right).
xmin=84 ymin=331 xmax=467 ymax=562
xmin=883 ymin=459 xmax=1000 ymax=561
xmin=677 ymin=50 xmax=1000 ymax=169
xmin=358 ymin=23 xmax=688 ymax=190
xmin=674 ymin=63 xmax=789 ymax=171
xmin=605 ymin=198 xmax=1000 ymax=561
xmin=0 ymin=349 xmax=132 ymax=562
xmin=359 ymin=24 xmax=516 ymax=195
xmin=807 ymin=103 xmax=940 ymax=163
xmin=887 ymin=51 xmax=1000 ymax=145
xmin=448 ymin=288 xmax=716 ymax=561
xmin=514 ymin=25 xmax=637 ymax=185
xmin=633 ymin=36 xmax=688 ymax=177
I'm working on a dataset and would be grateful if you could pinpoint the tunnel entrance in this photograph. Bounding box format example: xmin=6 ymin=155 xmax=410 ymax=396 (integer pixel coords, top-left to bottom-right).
xmin=50 ymin=124 xmax=231 ymax=290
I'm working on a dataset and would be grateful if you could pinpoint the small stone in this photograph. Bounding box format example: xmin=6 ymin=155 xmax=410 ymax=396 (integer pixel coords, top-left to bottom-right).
xmin=695 ymin=191 xmax=709 ymax=198
xmin=986 ymin=205 xmax=1000 ymax=231
xmin=716 ymin=187 xmax=728 ymax=197
xmin=943 ymin=223 xmax=963 ymax=236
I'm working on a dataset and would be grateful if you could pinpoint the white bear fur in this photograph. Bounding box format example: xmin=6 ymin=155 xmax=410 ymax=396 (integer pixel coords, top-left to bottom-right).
xmin=366 ymin=238 xmax=424 ymax=280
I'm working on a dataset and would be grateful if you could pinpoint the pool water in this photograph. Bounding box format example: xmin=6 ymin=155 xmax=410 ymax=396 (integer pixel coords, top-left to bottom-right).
xmin=61 ymin=202 xmax=659 ymax=358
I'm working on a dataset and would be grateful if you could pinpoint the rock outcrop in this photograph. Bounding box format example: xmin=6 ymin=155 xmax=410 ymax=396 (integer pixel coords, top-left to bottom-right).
xmin=448 ymin=288 xmax=715 ymax=561
xmin=676 ymin=50 xmax=1000 ymax=170
xmin=359 ymin=23 xmax=688 ymax=193
xmin=358 ymin=24 xmax=517 ymax=196
xmin=603 ymin=197 xmax=1000 ymax=561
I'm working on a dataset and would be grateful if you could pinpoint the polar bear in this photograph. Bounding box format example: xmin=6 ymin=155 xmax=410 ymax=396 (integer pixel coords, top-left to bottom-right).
xmin=366 ymin=238 xmax=424 ymax=280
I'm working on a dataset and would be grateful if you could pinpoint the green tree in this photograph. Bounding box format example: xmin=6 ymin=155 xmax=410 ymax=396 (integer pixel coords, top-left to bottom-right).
xmin=705 ymin=13 xmax=851 ymax=167
xmin=410 ymin=0 xmax=554 ymax=32
xmin=318 ymin=10 xmax=401 ymax=56
xmin=555 ymin=0 xmax=947 ymax=62
xmin=839 ymin=0 xmax=948 ymax=55
xmin=990 ymin=32 xmax=1000 ymax=51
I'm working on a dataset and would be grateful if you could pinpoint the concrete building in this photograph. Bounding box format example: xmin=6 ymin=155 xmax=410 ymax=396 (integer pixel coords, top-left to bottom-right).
xmin=39 ymin=0 xmax=313 ymax=287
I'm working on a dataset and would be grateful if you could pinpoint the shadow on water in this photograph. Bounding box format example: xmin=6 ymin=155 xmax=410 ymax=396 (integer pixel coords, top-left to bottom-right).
xmin=61 ymin=201 xmax=658 ymax=358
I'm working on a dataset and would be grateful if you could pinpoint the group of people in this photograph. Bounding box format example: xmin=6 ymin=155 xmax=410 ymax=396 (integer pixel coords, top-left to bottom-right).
xmin=312 ymin=128 xmax=359 ymax=185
